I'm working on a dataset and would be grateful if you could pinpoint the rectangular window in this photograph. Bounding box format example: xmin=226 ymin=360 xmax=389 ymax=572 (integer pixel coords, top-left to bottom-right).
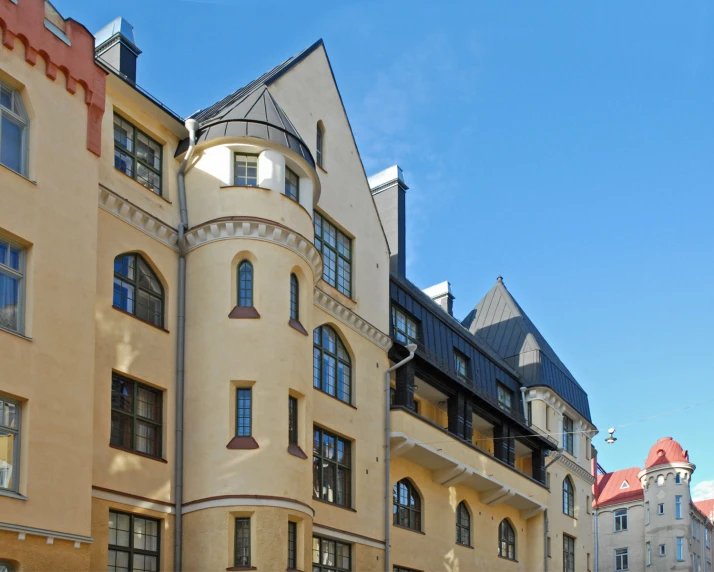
xmin=0 ymin=81 xmax=29 ymax=176
xmin=234 ymin=154 xmax=258 ymax=187
xmin=658 ymin=503 xmax=664 ymax=515
xmin=563 ymin=535 xmax=576 ymax=572
xmin=234 ymin=517 xmax=251 ymax=567
xmin=586 ymin=495 xmax=591 ymax=514
xmin=646 ymin=501 xmax=650 ymax=524
xmin=497 ymin=382 xmax=512 ymax=411
xmin=547 ymin=536 xmax=551 ymax=557
xmin=706 ymin=528 xmax=710 ymax=548
xmin=658 ymin=544 xmax=666 ymax=557
xmin=110 ymin=373 xmax=163 ymax=458
xmin=236 ymin=388 xmax=252 ymax=437
xmin=586 ymin=437 xmax=591 ymax=460
xmin=285 ymin=167 xmax=299 ymax=202
xmin=0 ymin=395 xmax=20 ymax=491
xmin=314 ymin=212 xmax=352 ymax=297
xmin=113 ymin=114 xmax=163 ymax=195
xmin=615 ymin=548 xmax=629 ymax=571
xmin=453 ymin=350 xmax=469 ymax=380
xmin=646 ymin=542 xmax=651 ymax=566
xmin=614 ymin=508 xmax=628 ymax=532
xmin=676 ymin=537 xmax=684 ymax=561
xmin=288 ymin=521 xmax=297 ymax=569
xmin=313 ymin=427 xmax=351 ymax=508
xmin=391 ymin=305 xmax=419 ymax=346
xmin=563 ymin=415 xmax=574 ymax=455
xmin=527 ymin=401 xmax=532 ymax=426
xmin=676 ymin=495 xmax=682 ymax=519
xmin=545 ymin=405 xmax=551 ymax=431
xmin=108 ymin=510 xmax=160 ymax=572
xmin=313 ymin=536 xmax=350 ymax=572
xmin=288 ymin=395 xmax=298 ymax=446
xmin=0 ymin=237 xmax=24 ymax=334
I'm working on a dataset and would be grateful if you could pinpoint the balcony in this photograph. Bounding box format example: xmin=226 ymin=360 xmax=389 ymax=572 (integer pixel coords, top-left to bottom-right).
xmin=390 ymin=407 xmax=548 ymax=520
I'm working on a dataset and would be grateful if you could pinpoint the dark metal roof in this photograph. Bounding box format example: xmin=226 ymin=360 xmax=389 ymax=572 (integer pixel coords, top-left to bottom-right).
xmin=175 ymin=40 xmax=324 ymax=163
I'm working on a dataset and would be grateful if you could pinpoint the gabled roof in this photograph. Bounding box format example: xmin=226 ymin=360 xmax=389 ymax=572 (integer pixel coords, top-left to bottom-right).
xmin=595 ymin=467 xmax=644 ymax=508
xmin=695 ymin=499 xmax=714 ymax=521
xmin=463 ymin=277 xmax=592 ymax=421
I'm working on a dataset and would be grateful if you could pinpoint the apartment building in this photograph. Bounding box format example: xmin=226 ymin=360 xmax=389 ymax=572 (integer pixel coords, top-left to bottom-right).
xmin=594 ymin=437 xmax=714 ymax=572
xmin=1 ymin=1 xmax=598 ymax=570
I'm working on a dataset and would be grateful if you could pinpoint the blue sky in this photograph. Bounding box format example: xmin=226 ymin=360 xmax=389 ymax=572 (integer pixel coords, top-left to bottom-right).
xmin=60 ymin=0 xmax=714 ymax=494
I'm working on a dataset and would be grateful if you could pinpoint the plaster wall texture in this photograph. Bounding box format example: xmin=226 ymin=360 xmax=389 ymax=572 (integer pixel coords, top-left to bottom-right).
xmin=595 ymin=500 xmax=645 ymax=571
xmin=0 ymin=531 xmax=90 ymax=572
xmin=0 ymin=32 xmax=98 ymax=537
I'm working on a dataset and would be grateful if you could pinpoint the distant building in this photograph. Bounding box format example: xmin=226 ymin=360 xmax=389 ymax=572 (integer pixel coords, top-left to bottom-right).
xmin=594 ymin=437 xmax=713 ymax=572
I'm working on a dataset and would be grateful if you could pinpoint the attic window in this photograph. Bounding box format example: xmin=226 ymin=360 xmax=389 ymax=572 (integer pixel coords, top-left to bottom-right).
xmin=620 ymin=481 xmax=630 ymax=489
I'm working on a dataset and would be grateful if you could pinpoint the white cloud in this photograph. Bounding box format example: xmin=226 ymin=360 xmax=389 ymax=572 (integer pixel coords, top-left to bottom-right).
xmin=692 ymin=479 xmax=714 ymax=501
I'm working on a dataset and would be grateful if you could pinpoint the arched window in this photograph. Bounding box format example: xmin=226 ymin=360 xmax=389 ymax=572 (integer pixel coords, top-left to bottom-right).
xmin=0 ymin=81 xmax=29 ymax=176
xmin=316 ymin=122 xmax=324 ymax=168
xmin=393 ymin=478 xmax=421 ymax=531
xmin=290 ymin=273 xmax=299 ymax=320
xmin=498 ymin=519 xmax=516 ymax=560
xmin=238 ymin=260 xmax=253 ymax=307
xmin=313 ymin=325 xmax=351 ymax=403
xmin=113 ymin=253 xmax=164 ymax=327
xmin=563 ymin=476 xmax=575 ymax=517
xmin=456 ymin=501 xmax=470 ymax=546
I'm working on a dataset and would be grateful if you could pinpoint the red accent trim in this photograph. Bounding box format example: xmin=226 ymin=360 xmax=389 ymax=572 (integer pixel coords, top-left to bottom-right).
xmin=288 ymin=318 xmax=308 ymax=336
xmin=287 ymin=444 xmax=307 ymax=459
xmin=226 ymin=436 xmax=259 ymax=449
xmin=92 ymin=485 xmax=174 ymax=507
xmin=229 ymin=306 xmax=260 ymax=319
xmin=0 ymin=0 xmax=106 ymax=156
xmin=226 ymin=567 xmax=257 ymax=571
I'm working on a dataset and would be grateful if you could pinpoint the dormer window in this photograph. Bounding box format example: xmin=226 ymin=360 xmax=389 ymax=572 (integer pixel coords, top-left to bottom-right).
xmin=620 ymin=480 xmax=630 ymax=489
xmin=234 ymin=154 xmax=258 ymax=187
xmin=285 ymin=167 xmax=299 ymax=202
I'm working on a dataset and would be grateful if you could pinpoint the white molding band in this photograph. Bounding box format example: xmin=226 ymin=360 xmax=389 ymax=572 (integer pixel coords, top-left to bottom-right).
xmin=183 ymin=218 xmax=323 ymax=280
xmin=98 ymin=186 xmax=179 ymax=250
xmin=314 ymin=287 xmax=392 ymax=351
xmin=182 ymin=497 xmax=315 ymax=518
xmin=312 ymin=524 xmax=385 ymax=550
xmin=92 ymin=488 xmax=175 ymax=515
xmin=0 ymin=521 xmax=93 ymax=547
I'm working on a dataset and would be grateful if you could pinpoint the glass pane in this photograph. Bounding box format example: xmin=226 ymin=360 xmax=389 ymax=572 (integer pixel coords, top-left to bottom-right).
xmin=113 ymin=277 xmax=135 ymax=314
xmin=110 ymin=411 xmax=132 ymax=449
xmin=136 ymin=162 xmax=161 ymax=194
xmin=111 ymin=377 xmax=133 ymax=413
xmin=114 ymin=255 xmax=134 ymax=279
xmin=8 ymin=248 xmax=20 ymax=271
xmin=0 ymin=242 xmax=6 ymax=266
xmin=137 ymin=259 xmax=162 ymax=294
xmin=137 ymin=387 xmax=160 ymax=421
xmin=1 ymin=115 xmax=23 ymax=174
xmin=0 ymin=88 xmax=11 ymax=110
xmin=136 ymin=132 xmax=161 ymax=171
xmin=0 ymin=271 xmax=19 ymax=331
xmin=136 ymin=289 xmax=162 ymax=327
xmin=312 ymin=537 xmax=321 ymax=563
xmin=114 ymin=116 xmax=134 ymax=152
xmin=0 ymin=400 xmax=17 ymax=428
xmin=135 ymin=420 xmax=159 ymax=456
xmin=0 ymin=429 xmax=17 ymax=489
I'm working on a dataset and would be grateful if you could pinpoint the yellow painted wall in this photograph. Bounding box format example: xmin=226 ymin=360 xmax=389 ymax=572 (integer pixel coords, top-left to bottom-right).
xmin=0 ymin=531 xmax=89 ymax=572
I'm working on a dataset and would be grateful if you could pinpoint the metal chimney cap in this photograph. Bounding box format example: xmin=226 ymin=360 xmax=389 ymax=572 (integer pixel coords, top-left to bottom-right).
xmin=94 ymin=17 xmax=141 ymax=53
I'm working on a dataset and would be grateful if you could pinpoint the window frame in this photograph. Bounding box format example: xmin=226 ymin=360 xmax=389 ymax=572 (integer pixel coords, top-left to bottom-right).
xmin=312 ymin=535 xmax=351 ymax=572
xmin=676 ymin=537 xmax=684 ymax=561
xmin=313 ymin=325 xmax=352 ymax=404
xmin=288 ymin=395 xmax=298 ymax=446
xmin=497 ymin=382 xmax=513 ymax=411
xmin=316 ymin=123 xmax=324 ymax=169
xmin=313 ymin=426 xmax=351 ymax=508
xmin=645 ymin=501 xmax=650 ymax=525
xmin=113 ymin=113 xmax=163 ymax=195
xmin=562 ymin=414 xmax=575 ymax=455
xmin=314 ymin=212 xmax=352 ymax=297
xmin=658 ymin=544 xmax=666 ymax=557
xmin=108 ymin=509 xmax=161 ymax=572
xmin=646 ymin=541 xmax=651 ymax=566
xmin=290 ymin=273 xmax=299 ymax=321
xmin=563 ymin=476 xmax=575 ymax=518
xmin=657 ymin=503 xmax=664 ymax=516
xmin=0 ymin=80 xmax=29 ymax=177
xmin=287 ymin=521 xmax=297 ymax=569
xmin=285 ymin=166 xmax=300 ymax=202
xmin=393 ymin=478 xmax=422 ymax=532
xmin=391 ymin=305 xmax=419 ymax=346
xmin=110 ymin=373 xmax=163 ymax=459
xmin=563 ymin=534 xmax=576 ymax=572
xmin=675 ymin=495 xmax=682 ymax=519
xmin=453 ymin=349 xmax=470 ymax=380
xmin=0 ymin=236 xmax=25 ymax=335
xmin=498 ymin=519 xmax=516 ymax=561
xmin=234 ymin=517 xmax=251 ymax=567
xmin=615 ymin=548 xmax=629 ymax=571
xmin=456 ymin=501 xmax=471 ymax=546
xmin=236 ymin=388 xmax=252 ymax=438
xmin=113 ymin=253 xmax=165 ymax=329
xmin=234 ymin=153 xmax=259 ymax=187
xmin=237 ymin=260 xmax=254 ymax=308
xmin=0 ymin=394 xmax=21 ymax=493
xmin=614 ymin=508 xmax=628 ymax=532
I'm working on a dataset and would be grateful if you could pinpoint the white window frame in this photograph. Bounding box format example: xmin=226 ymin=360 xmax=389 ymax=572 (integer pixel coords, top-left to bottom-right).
xmin=676 ymin=537 xmax=684 ymax=561
xmin=0 ymin=236 xmax=26 ymax=335
xmin=657 ymin=503 xmax=664 ymax=515
xmin=0 ymin=394 xmax=21 ymax=493
xmin=0 ymin=80 xmax=29 ymax=177
xmin=645 ymin=501 xmax=650 ymax=525
xmin=646 ymin=542 xmax=651 ymax=566
xmin=676 ymin=495 xmax=682 ymax=519
xmin=614 ymin=508 xmax=628 ymax=532
xmin=615 ymin=548 xmax=629 ymax=571
xmin=658 ymin=544 xmax=666 ymax=557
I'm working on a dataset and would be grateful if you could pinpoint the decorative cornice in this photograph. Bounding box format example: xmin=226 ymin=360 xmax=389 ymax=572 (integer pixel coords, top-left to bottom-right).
xmin=184 ymin=217 xmax=323 ymax=281
xmin=0 ymin=520 xmax=93 ymax=548
xmin=92 ymin=486 xmax=175 ymax=514
xmin=314 ymin=287 xmax=392 ymax=351
xmin=556 ymin=453 xmax=596 ymax=485
xmin=182 ymin=495 xmax=315 ymax=518
xmin=98 ymin=186 xmax=179 ymax=250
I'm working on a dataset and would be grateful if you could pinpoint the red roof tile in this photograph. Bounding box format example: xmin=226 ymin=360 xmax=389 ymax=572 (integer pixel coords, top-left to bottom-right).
xmin=644 ymin=437 xmax=689 ymax=469
xmin=695 ymin=499 xmax=714 ymax=521
xmin=594 ymin=467 xmax=643 ymax=508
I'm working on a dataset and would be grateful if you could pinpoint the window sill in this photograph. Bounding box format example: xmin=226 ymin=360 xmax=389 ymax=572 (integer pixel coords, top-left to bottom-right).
xmin=497 ymin=555 xmax=518 ymax=563
xmin=114 ymin=168 xmax=171 ymax=204
xmin=0 ymin=161 xmax=36 ymax=184
xmin=0 ymin=489 xmax=27 ymax=501
xmin=313 ymin=387 xmax=356 ymax=410
xmin=229 ymin=306 xmax=261 ymax=319
xmin=227 ymin=436 xmax=259 ymax=450
xmin=226 ymin=567 xmax=257 ymax=571
xmin=312 ymin=496 xmax=355 ymax=512
xmin=109 ymin=444 xmax=167 ymax=463
xmin=456 ymin=542 xmax=474 ymax=550
xmin=317 ymin=165 xmax=328 ymax=174
xmin=289 ymin=318 xmax=308 ymax=336
xmin=392 ymin=523 xmax=425 ymax=535
xmin=0 ymin=324 xmax=32 ymax=341
xmin=112 ymin=306 xmax=169 ymax=333
xmin=288 ymin=444 xmax=308 ymax=459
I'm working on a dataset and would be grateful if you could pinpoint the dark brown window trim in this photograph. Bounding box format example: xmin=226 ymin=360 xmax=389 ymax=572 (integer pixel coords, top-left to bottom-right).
xmin=109 ymin=444 xmax=167 ymax=463
xmin=92 ymin=485 xmax=173 ymax=507
xmin=227 ymin=436 xmax=259 ymax=450
xmin=226 ymin=567 xmax=257 ymax=571
xmin=312 ymin=522 xmax=383 ymax=546
xmin=288 ymin=318 xmax=308 ymax=336
xmin=229 ymin=306 xmax=260 ymax=319
xmin=314 ymin=387 xmax=357 ymax=410
xmin=456 ymin=542 xmax=475 ymax=550
xmin=392 ymin=523 xmax=425 ymax=535
xmin=497 ymin=555 xmax=519 ymax=563
xmin=288 ymin=444 xmax=307 ymax=459
xmin=112 ymin=306 xmax=170 ymax=333
xmin=312 ymin=496 xmax=357 ymax=513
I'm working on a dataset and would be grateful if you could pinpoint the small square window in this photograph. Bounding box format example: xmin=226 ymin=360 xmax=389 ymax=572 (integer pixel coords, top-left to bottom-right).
xmin=234 ymin=154 xmax=259 ymax=187
xmin=658 ymin=544 xmax=666 ymax=557
xmin=657 ymin=503 xmax=664 ymax=515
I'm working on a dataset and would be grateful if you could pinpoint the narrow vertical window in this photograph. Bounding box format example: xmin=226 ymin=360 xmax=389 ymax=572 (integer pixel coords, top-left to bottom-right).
xmin=288 ymin=396 xmax=298 ymax=446
xmin=676 ymin=537 xmax=683 ymax=561
xmin=108 ymin=510 xmax=160 ymax=572
xmin=236 ymin=388 xmax=252 ymax=437
xmin=676 ymin=495 xmax=682 ymax=519
xmin=658 ymin=544 xmax=666 ymax=556
xmin=287 ymin=521 xmax=297 ymax=569
xmin=234 ymin=518 xmax=251 ymax=567
xmin=316 ymin=123 xmax=324 ymax=168
xmin=645 ymin=501 xmax=650 ymax=524
xmin=498 ymin=519 xmax=516 ymax=560
xmin=113 ymin=253 xmax=164 ymax=328
xmin=456 ymin=501 xmax=470 ymax=546
xmin=0 ymin=237 xmax=25 ymax=334
xmin=646 ymin=542 xmax=651 ymax=565
xmin=562 ymin=415 xmax=574 ymax=455
xmin=113 ymin=114 xmax=163 ymax=195
xmin=314 ymin=212 xmax=352 ymax=297
xmin=563 ymin=476 xmax=575 ymax=517
xmin=234 ymin=154 xmax=258 ymax=186
xmin=614 ymin=508 xmax=628 ymax=531
xmin=110 ymin=373 xmax=163 ymax=458
xmin=290 ymin=273 xmax=299 ymax=321
xmin=393 ymin=478 xmax=421 ymax=531
xmin=563 ymin=535 xmax=576 ymax=572
xmin=453 ymin=350 xmax=469 ymax=380
xmin=0 ymin=81 xmax=29 ymax=176
xmin=313 ymin=427 xmax=351 ymax=508
xmin=0 ymin=395 xmax=21 ymax=492
xmin=285 ymin=167 xmax=300 ymax=202
xmin=313 ymin=325 xmax=352 ymax=404
xmin=238 ymin=261 xmax=253 ymax=307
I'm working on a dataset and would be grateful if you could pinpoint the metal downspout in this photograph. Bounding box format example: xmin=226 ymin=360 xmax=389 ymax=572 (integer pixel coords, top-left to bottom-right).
xmin=594 ymin=509 xmax=599 ymax=572
xmin=384 ymin=344 xmax=416 ymax=572
xmin=175 ymin=118 xmax=198 ymax=571
xmin=544 ymin=509 xmax=549 ymax=572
